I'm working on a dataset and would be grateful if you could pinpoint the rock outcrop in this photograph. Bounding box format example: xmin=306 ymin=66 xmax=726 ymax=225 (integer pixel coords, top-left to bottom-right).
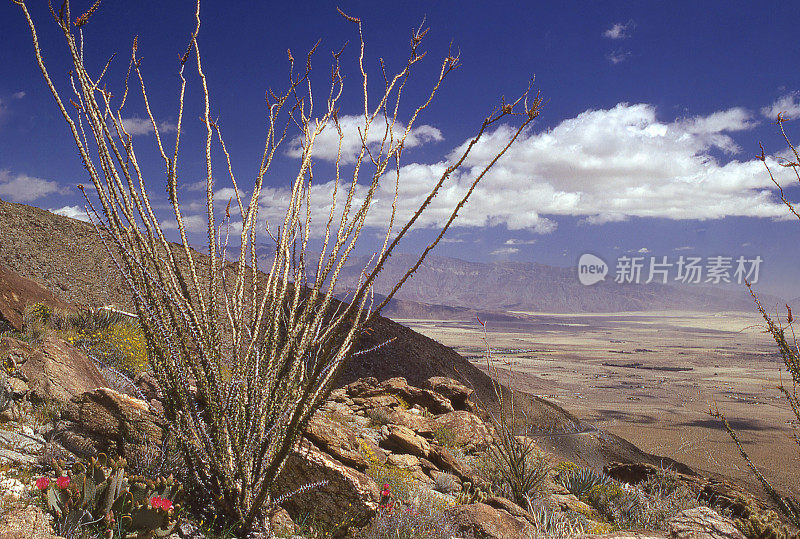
xmin=667 ymin=507 xmax=746 ymax=539
xmin=0 ymin=262 xmax=74 ymax=334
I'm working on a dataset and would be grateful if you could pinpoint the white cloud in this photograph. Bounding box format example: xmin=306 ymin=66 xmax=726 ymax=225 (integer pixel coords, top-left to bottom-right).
xmin=0 ymin=170 xmax=67 ymax=202
xmin=607 ymin=49 xmax=631 ymax=64
xmin=505 ymin=238 xmax=537 ymax=245
xmin=674 ymin=246 xmax=694 ymax=251
xmin=172 ymin=102 xmax=795 ymax=240
xmin=491 ymin=247 xmax=519 ymax=256
xmin=603 ymin=21 xmax=634 ymax=39
xmin=50 ymin=205 xmax=90 ymax=222
xmin=761 ymin=92 xmax=800 ymax=120
xmin=121 ymin=117 xmax=178 ymax=136
xmin=287 ymin=114 xmax=442 ymax=165
xmin=12 ymin=91 xmax=25 ymax=99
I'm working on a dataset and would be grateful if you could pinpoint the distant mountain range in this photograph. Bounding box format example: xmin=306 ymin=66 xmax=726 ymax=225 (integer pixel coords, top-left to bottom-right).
xmin=326 ymin=253 xmax=777 ymax=315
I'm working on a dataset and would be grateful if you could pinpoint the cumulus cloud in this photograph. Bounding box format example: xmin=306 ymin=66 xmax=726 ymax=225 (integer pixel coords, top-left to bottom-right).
xmin=50 ymin=205 xmax=90 ymax=222
xmin=12 ymin=91 xmax=25 ymax=99
xmin=603 ymin=21 xmax=634 ymax=39
xmin=121 ymin=117 xmax=177 ymax=136
xmin=171 ymin=101 xmax=795 ymax=240
xmin=0 ymin=170 xmax=67 ymax=202
xmin=287 ymin=115 xmax=442 ymax=165
xmin=761 ymin=92 xmax=800 ymax=120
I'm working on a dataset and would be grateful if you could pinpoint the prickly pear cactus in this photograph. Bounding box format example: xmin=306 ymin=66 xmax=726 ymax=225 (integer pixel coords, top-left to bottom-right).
xmin=38 ymin=453 xmax=182 ymax=538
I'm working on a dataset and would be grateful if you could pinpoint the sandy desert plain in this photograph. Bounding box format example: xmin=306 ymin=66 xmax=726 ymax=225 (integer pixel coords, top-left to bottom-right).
xmin=398 ymin=311 xmax=798 ymax=498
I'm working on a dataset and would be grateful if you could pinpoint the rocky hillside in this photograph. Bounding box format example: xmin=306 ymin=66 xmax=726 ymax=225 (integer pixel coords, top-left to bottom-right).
xmin=0 ymin=197 xmax=700 ymax=470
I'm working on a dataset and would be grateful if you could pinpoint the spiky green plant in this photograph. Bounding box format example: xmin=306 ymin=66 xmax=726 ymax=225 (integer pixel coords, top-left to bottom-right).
xmin=556 ymin=466 xmax=612 ymax=499
xmin=12 ymin=1 xmax=542 ymax=531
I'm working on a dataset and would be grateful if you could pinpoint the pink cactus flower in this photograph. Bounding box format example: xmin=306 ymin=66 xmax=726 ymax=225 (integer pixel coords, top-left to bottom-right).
xmin=35 ymin=477 xmax=50 ymax=490
xmin=56 ymin=476 xmax=70 ymax=489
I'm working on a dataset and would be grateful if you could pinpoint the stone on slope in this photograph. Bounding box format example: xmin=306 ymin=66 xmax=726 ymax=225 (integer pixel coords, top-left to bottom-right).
xmin=445 ymin=502 xmax=537 ymax=539
xmin=667 ymin=507 xmax=746 ymax=539
xmin=274 ymin=437 xmax=380 ymax=535
xmin=0 ymin=263 xmax=74 ymax=334
xmin=2 ymin=335 xmax=108 ymax=404
xmin=58 ymin=387 xmax=164 ymax=457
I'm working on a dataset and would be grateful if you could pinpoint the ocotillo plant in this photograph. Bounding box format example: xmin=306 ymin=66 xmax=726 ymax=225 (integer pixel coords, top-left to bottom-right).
xmin=12 ymin=0 xmax=541 ymax=531
xmin=711 ymin=115 xmax=800 ymax=528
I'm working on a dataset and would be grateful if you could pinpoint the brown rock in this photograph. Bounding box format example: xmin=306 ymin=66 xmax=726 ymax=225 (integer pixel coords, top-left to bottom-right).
xmin=274 ymin=438 xmax=379 ymax=535
xmin=667 ymin=507 xmax=746 ymax=539
xmin=445 ymin=502 xmax=537 ymax=539
xmin=424 ymin=376 xmax=474 ymax=410
xmin=384 ymin=407 xmax=436 ymax=436
xmin=0 ymin=504 xmax=62 ymax=539
xmin=266 ymin=507 xmax=298 ymax=537
xmin=380 ymin=424 xmax=431 ymax=458
xmin=3 ymin=335 xmax=108 ymax=404
xmin=304 ymin=411 xmax=368 ymax=471
xmin=60 ymin=388 xmax=164 ymax=457
xmin=0 ymin=263 xmax=74 ymax=334
xmin=433 ymin=410 xmax=493 ymax=452
xmin=428 ymin=445 xmax=472 ymax=480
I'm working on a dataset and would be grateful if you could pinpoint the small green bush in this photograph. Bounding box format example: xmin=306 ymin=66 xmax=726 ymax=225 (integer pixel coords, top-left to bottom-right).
xmin=556 ymin=466 xmax=612 ymax=499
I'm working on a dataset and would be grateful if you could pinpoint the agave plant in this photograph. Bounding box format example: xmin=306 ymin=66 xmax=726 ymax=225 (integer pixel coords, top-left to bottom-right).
xmin=556 ymin=466 xmax=612 ymax=499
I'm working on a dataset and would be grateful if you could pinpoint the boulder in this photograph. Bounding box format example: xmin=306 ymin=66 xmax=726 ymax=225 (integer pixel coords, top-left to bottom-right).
xmin=305 ymin=411 xmax=368 ymax=471
xmin=667 ymin=507 xmax=746 ymax=539
xmin=379 ymin=424 xmax=431 ymax=458
xmin=0 ymin=263 xmax=74 ymax=334
xmin=1 ymin=336 xmax=108 ymax=404
xmin=433 ymin=410 xmax=493 ymax=452
xmin=347 ymin=377 xmax=454 ymax=415
xmin=58 ymin=388 xmax=164 ymax=457
xmin=424 ymin=376 xmax=475 ymax=410
xmin=274 ymin=438 xmax=379 ymax=535
xmin=445 ymin=502 xmax=537 ymax=539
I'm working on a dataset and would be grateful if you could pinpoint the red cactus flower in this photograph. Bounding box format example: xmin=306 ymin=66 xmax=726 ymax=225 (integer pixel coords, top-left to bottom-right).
xmin=56 ymin=476 xmax=70 ymax=489
xmin=150 ymin=495 xmax=163 ymax=508
xmin=35 ymin=477 xmax=50 ymax=490
xmin=159 ymin=498 xmax=174 ymax=511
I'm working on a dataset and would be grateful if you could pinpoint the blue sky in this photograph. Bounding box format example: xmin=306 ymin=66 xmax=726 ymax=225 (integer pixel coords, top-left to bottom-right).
xmin=1 ymin=1 xmax=800 ymax=297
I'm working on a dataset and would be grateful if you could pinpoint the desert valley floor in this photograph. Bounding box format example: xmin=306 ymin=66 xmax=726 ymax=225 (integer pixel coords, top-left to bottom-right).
xmin=399 ymin=311 xmax=799 ymax=498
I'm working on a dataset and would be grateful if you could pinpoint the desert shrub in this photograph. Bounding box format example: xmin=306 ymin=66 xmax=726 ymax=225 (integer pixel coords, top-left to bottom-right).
xmin=360 ymin=442 xmax=418 ymax=503
xmin=585 ymin=476 xmax=698 ymax=531
xmin=556 ymin=466 xmax=612 ymax=499
xmin=365 ymin=407 xmax=393 ymax=427
xmin=354 ymin=503 xmax=460 ymax=539
xmin=432 ymin=425 xmax=459 ymax=448
xmin=433 ymin=472 xmax=459 ymax=494
xmin=66 ymin=315 xmax=149 ymax=377
xmin=527 ymin=500 xmax=588 ymax=538
xmin=736 ymin=509 xmax=800 ymax=539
